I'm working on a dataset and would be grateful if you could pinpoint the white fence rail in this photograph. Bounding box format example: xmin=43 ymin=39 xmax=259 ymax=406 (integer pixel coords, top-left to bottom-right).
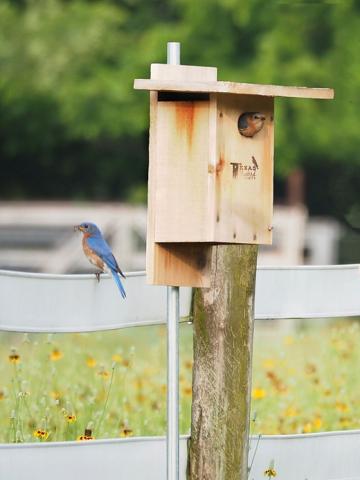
xmin=0 ymin=265 xmax=359 ymax=332
xmin=1 ymin=431 xmax=360 ymax=480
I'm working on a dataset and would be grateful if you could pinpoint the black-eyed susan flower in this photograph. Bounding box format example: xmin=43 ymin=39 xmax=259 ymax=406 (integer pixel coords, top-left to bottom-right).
xmin=264 ymin=467 xmax=277 ymax=477
xmin=66 ymin=414 xmax=77 ymax=424
xmin=120 ymin=427 xmax=133 ymax=438
xmin=8 ymin=349 xmax=20 ymax=364
xmin=49 ymin=348 xmax=63 ymax=361
xmin=77 ymin=429 xmax=95 ymax=441
xmin=33 ymin=429 xmax=49 ymax=440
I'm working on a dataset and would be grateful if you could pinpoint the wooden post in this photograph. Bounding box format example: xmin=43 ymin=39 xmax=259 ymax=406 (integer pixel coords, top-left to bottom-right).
xmin=188 ymin=244 xmax=258 ymax=480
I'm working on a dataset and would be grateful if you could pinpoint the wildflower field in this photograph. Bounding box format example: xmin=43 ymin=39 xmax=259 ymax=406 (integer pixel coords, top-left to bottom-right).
xmin=0 ymin=318 xmax=359 ymax=443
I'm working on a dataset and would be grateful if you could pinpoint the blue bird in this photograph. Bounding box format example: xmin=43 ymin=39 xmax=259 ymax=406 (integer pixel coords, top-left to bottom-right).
xmin=238 ymin=112 xmax=266 ymax=137
xmin=75 ymin=222 xmax=126 ymax=298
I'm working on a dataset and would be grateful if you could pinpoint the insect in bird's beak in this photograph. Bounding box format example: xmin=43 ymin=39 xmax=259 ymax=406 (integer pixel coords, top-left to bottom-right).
xmin=74 ymin=225 xmax=84 ymax=232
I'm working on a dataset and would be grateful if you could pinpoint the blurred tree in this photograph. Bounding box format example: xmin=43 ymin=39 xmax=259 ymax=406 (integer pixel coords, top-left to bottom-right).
xmin=0 ymin=0 xmax=359 ymax=220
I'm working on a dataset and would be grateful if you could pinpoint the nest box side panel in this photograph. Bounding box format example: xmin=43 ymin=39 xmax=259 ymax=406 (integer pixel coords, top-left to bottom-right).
xmin=214 ymin=94 xmax=274 ymax=244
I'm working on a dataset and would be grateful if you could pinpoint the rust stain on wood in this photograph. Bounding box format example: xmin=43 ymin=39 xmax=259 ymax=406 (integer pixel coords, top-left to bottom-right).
xmin=216 ymin=155 xmax=225 ymax=176
xmin=175 ymin=103 xmax=195 ymax=146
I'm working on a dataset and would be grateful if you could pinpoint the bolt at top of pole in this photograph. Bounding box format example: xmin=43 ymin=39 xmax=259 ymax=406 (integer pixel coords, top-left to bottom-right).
xmin=167 ymin=42 xmax=181 ymax=65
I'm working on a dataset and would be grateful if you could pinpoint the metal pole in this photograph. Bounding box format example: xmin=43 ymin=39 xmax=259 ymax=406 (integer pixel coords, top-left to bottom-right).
xmin=167 ymin=285 xmax=179 ymax=480
xmin=166 ymin=41 xmax=180 ymax=480
xmin=167 ymin=42 xmax=181 ymax=65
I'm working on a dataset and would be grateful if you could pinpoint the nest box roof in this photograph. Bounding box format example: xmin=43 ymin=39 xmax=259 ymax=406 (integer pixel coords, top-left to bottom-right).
xmin=134 ymin=64 xmax=334 ymax=100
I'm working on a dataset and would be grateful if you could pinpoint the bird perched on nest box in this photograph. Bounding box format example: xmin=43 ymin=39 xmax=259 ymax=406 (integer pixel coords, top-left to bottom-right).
xmin=75 ymin=222 xmax=126 ymax=298
xmin=238 ymin=112 xmax=266 ymax=137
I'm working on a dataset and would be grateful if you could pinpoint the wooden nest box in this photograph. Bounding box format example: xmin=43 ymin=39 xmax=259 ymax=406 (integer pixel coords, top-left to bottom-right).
xmin=134 ymin=64 xmax=333 ymax=287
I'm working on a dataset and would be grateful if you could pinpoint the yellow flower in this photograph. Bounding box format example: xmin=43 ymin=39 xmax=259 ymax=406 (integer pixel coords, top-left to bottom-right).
xmin=283 ymin=406 xmax=298 ymax=417
xmin=136 ymin=393 xmax=146 ymax=403
xmin=86 ymin=357 xmax=97 ymax=368
xmin=49 ymin=349 xmax=63 ymax=361
xmin=335 ymin=401 xmax=349 ymax=413
xmin=8 ymin=349 xmax=20 ymax=364
xmin=120 ymin=427 xmax=133 ymax=438
xmin=302 ymin=422 xmax=313 ymax=433
xmin=77 ymin=429 xmax=95 ymax=441
xmin=182 ymin=386 xmax=192 ymax=397
xmin=339 ymin=417 xmax=351 ymax=428
xmin=66 ymin=414 xmax=76 ymax=424
xmin=112 ymin=353 xmax=123 ymax=363
xmin=33 ymin=429 xmax=49 ymax=440
xmin=313 ymin=417 xmax=323 ymax=429
xmin=252 ymin=388 xmax=266 ymax=400
xmin=50 ymin=391 xmax=61 ymax=400
xmin=264 ymin=468 xmax=277 ymax=477
xmin=184 ymin=360 xmax=193 ymax=370
xmin=262 ymin=359 xmax=275 ymax=370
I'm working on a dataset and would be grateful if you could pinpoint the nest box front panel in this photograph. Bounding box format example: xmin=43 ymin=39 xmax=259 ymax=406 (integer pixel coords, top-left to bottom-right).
xmin=154 ymin=96 xmax=213 ymax=243
xmin=214 ymin=94 xmax=274 ymax=245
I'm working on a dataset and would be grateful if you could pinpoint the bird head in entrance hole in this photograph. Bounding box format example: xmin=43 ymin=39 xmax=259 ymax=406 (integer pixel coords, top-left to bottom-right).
xmin=238 ymin=112 xmax=266 ymax=138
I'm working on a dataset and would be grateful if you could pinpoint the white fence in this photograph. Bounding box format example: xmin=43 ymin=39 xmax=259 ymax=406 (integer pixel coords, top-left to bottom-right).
xmin=0 ymin=265 xmax=360 ymax=479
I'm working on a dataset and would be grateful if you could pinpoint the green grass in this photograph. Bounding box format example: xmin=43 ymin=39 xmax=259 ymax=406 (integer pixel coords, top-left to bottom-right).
xmin=0 ymin=318 xmax=359 ymax=443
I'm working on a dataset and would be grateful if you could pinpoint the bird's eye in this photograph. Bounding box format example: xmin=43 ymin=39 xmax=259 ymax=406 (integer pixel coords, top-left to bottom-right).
xmin=84 ymin=224 xmax=88 ymax=229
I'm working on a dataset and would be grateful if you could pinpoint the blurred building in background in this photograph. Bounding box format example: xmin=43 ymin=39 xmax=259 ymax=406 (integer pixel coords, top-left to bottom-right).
xmin=0 ymin=203 xmax=146 ymax=273
xmin=0 ymin=202 xmax=344 ymax=273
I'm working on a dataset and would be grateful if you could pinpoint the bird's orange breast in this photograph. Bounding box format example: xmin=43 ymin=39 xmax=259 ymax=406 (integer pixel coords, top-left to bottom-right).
xmin=82 ymin=237 xmax=104 ymax=270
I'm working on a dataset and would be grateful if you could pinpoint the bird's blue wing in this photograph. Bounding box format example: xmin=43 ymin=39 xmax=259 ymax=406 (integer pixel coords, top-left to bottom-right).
xmin=87 ymin=236 xmax=121 ymax=271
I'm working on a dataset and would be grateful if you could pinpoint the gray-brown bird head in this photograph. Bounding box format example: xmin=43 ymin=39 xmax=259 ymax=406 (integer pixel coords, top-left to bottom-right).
xmin=238 ymin=112 xmax=266 ymax=137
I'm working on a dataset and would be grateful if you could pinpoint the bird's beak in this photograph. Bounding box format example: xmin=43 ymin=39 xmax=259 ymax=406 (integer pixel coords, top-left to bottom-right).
xmin=74 ymin=225 xmax=84 ymax=232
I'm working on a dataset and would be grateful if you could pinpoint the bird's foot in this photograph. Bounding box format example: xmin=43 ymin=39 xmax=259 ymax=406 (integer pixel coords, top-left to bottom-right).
xmin=95 ymin=272 xmax=102 ymax=283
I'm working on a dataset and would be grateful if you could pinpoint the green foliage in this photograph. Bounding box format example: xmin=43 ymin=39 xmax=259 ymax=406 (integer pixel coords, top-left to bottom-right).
xmin=0 ymin=0 xmax=359 ymax=215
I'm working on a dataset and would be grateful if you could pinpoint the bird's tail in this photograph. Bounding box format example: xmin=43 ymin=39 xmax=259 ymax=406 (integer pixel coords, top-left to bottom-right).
xmin=111 ymin=270 xmax=126 ymax=299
